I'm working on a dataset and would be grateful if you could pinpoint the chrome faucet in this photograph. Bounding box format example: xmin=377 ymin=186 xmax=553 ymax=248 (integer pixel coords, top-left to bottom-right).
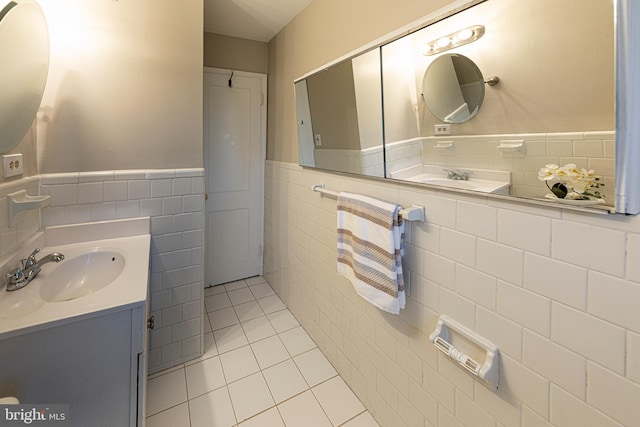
xmin=4 ymin=248 xmax=65 ymax=291
xmin=444 ymin=169 xmax=471 ymax=180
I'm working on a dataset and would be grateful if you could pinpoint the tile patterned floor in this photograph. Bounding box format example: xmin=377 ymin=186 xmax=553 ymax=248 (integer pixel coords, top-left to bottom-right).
xmin=146 ymin=277 xmax=380 ymax=427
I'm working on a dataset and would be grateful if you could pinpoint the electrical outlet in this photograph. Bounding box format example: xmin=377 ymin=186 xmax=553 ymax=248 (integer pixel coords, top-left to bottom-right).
xmin=3 ymin=154 xmax=23 ymax=178
xmin=434 ymin=124 xmax=451 ymax=135
xmin=314 ymin=134 xmax=322 ymax=146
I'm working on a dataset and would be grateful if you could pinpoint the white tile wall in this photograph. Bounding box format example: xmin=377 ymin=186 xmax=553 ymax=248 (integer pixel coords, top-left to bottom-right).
xmin=264 ymin=160 xmax=640 ymax=427
xmin=39 ymin=169 xmax=205 ymax=374
xmin=419 ymin=131 xmax=616 ymax=202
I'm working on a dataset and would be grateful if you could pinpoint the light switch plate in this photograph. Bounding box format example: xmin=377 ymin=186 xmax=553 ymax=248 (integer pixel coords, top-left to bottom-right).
xmin=3 ymin=154 xmax=23 ymax=178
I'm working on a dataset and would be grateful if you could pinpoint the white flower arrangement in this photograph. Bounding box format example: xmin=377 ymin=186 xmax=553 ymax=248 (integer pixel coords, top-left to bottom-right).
xmin=537 ymin=163 xmax=604 ymax=200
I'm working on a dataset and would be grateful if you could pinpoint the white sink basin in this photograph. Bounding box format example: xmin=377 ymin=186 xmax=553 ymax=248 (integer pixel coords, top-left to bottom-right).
xmin=40 ymin=248 xmax=126 ymax=303
xmin=409 ymin=175 xmax=510 ymax=194
xmin=0 ymin=218 xmax=150 ymax=339
xmin=389 ymin=164 xmax=511 ymax=195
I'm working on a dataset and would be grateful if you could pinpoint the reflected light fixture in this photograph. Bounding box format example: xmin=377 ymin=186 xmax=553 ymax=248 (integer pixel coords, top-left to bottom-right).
xmin=424 ymin=25 xmax=485 ymax=56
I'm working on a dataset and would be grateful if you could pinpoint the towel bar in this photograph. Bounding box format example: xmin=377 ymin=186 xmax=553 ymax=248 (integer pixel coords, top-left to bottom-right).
xmin=311 ymin=183 xmax=425 ymax=222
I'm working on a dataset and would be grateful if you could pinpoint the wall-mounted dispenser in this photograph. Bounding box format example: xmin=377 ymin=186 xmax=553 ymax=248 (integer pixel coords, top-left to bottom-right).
xmin=429 ymin=315 xmax=500 ymax=390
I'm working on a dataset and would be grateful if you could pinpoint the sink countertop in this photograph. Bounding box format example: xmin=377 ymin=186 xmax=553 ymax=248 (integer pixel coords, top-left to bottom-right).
xmin=0 ymin=218 xmax=151 ymax=340
xmin=389 ymin=164 xmax=511 ymax=194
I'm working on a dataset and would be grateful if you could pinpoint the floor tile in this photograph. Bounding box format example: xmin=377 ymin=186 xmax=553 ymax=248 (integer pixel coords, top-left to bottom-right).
xmin=278 ymin=391 xmax=332 ymax=427
xmin=213 ymin=324 xmax=249 ymax=354
xmin=228 ymin=287 xmax=256 ymax=305
xmin=294 ymin=348 xmax=338 ymax=387
xmin=219 ymin=345 xmax=260 ymax=383
xmin=241 ymin=316 xmax=277 ymax=343
xmin=145 ymin=402 xmax=190 ymax=427
xmin=189 ymin=386 xmax=236 ymax=427
xmin=342 ymin=411 xmax=380 ymax=427
xmin=257 ymin=295 xmax=287 ymax=314
xmin=147 ymin=364 xmax=183 ymax=381
xmin=228 ymin=372 xmax=275 ymax=423
xmin=245 ymin=276 xmax=267 ymax=286
xmin=146 ymin=368 xmax=188 ymax=416
xmin=267 ymin=309 xmax=300 ymax=333
xmin=312 ymin=377 xmax=365 ymax=426
xmin=263 ymin=359 xmax=309 ymax=404
xmin=251 ymin=335 xmax=291 ymax=369
xmin=279 ymin=326 xmax=317 ymax=356
xmin=185 ymin=332 xmax=218 ymax=366
xmin=234 ymin=300 xmax=265 ymax=322
xmin=249 ymin=283 xmax=275 ymax=299
xmin=205 ymin=293 xmax=232 ymax=312
xmin=224 ymin=280 xmax=247 ymax=291
xmin=205 ymin=285 xmax=226 ymax=296
xmin=238 ymin=407 xmax=284 ymax=426
xmin=185 ymin=356 xmax=226 ymax=399
xmin=209 ymin=306 xmax=240 ymax=330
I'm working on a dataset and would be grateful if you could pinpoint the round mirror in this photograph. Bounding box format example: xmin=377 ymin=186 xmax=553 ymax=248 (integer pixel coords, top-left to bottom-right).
xmin=422 ymin=54 xmax=485 ymax=123
xmin=0 ymin=0 xmax=49 ymax=153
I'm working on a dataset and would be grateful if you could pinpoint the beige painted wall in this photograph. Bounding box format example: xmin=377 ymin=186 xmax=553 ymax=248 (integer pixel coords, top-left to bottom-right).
xmin=204 ymin=32 xmax=268 ymax=74
xmin=267 ymin=0 xmax=451 ymax=163
xmin=36 ymin=0 xmax=204 ymax=173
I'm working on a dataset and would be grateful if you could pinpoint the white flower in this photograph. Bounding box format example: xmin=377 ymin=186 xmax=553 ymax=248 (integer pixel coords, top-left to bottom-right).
xmin=537 ymin=164 xmax=559 ymax=181
xmin=537 ymin=163 xmax=604 ymax=199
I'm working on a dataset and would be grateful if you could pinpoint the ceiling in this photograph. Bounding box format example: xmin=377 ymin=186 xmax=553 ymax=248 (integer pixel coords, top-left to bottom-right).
xmin=203 ymin=0 xmax=312 ymax=43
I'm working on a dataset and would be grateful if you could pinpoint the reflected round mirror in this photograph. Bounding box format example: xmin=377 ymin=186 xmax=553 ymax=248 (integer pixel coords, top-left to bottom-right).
xmin=0 ymin=0 xmax=49 ymax=153
xmin=422 ymin=53 xmax=485 ymax=123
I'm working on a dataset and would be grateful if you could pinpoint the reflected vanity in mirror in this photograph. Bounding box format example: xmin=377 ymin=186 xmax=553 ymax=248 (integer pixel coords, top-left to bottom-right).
xmin=295 ymin=0 xmax=635 ymax=213
xmin=0 ymin=0 xmax=50 ymax=153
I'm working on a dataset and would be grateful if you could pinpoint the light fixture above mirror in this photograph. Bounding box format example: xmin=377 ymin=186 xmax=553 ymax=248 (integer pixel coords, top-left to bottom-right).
xmin=423 ymin=25 xmax=485 ymax=56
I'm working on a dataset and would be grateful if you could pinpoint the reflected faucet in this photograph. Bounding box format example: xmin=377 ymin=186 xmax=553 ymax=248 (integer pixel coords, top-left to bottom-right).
xmin=5 ymin=248 xmax=65 ymax=291
xmin=444 ymin=169 xmax=471 ymax=180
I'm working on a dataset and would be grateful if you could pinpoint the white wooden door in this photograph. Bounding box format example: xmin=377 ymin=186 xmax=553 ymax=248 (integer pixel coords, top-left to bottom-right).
xmin=203 ymin=68 xmax=266 ymax=286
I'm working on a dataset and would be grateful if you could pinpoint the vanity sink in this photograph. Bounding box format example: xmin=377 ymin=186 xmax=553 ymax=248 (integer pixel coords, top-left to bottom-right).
xmin=0 ymin=218 xmax=152 ymax=426
xmin=389 ymin=164 xmax=511 ymax=195
xmin=39 ymin=248 xmax=126 ymax=303
xmin=0 ymin=218 xmax=150 ymax=339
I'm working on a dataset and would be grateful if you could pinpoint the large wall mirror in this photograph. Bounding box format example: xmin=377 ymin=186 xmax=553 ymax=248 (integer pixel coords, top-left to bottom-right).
xmin=295 ymin=0 xmax=639 ymax=213
xmin=0 ymin=0 xmax=50 ymax=154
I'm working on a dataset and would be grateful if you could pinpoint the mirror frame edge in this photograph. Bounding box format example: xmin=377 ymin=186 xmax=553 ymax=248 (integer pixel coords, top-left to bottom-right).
xmin=615 ymin=0 xmax=640 ymax=214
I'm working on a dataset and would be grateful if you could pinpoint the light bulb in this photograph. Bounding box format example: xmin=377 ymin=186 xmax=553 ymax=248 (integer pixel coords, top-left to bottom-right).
xmin=456 ymin=28 xmax=473 ymax=41
xmin=436 ymin=37 xmax=451 ymax=48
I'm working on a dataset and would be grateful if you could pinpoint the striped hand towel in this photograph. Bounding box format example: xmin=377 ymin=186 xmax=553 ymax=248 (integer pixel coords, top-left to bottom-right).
xmin=336 ymin=192 xmax=406 ymax=314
